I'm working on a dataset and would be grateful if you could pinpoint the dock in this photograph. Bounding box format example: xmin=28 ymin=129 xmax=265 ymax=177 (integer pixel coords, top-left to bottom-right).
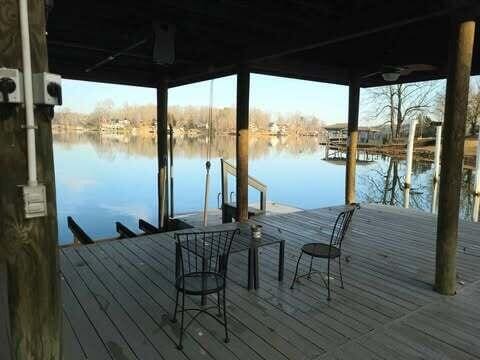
xmin=61 ymin=204 xmax=480 ymax=360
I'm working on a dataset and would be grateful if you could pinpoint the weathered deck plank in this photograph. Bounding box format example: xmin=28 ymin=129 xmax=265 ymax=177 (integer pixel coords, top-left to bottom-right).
xmin=61 ymin=204 xmax=480 ymax=360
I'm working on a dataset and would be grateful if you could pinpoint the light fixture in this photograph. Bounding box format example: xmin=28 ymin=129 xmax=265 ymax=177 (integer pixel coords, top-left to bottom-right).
xmin=382 ymin=72 xmax=400 ymax=82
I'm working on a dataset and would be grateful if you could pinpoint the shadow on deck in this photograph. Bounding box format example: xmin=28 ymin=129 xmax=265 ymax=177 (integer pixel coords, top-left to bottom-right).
xmin=61 ymin=204 xmax=480 ymax=360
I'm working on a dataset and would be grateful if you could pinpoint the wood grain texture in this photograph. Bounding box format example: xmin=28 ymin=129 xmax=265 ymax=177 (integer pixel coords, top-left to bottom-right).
xmin=345 ymin=73 xmax=360 ymax=205
xmin=235 ymin=67 xmax=250 ymax=222
xmin=436 ymin=20 xmax=476 ymax=295
xmin=157 ymin=77 xmax=169 ymax=231
xmin=60 ymin=205 xmax=480 ymax=359
xmin=0 ymin=262 xmax=13 ymax=360
xmin=0 ymin=0 xmax=61 ymax=358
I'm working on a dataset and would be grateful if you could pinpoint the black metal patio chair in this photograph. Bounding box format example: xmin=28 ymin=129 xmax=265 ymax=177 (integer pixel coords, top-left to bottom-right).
xmin=290 ymin=204 xmax=358 ymax=301
xmin=171 ymin=229 xmax=240 ymax=350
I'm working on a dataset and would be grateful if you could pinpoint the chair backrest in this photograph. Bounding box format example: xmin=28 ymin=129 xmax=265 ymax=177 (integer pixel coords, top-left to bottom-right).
xmin=330 ymin=205 xmax=358 ymax=248
xmin=174 ymin=229 xmax=239 ymax=279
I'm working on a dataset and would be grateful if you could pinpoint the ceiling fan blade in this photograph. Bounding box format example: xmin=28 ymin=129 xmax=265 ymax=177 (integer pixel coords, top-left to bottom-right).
xmin=362 ymin=71 xmax=381 ymax=79
xmin=403 ymin=64 xmax=437 ymax=72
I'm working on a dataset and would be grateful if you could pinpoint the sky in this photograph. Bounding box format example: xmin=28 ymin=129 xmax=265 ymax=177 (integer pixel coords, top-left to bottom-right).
xmin=61 ymin=74 xmax=351 ymax=125
xmin=61 ymin=73 xmax=480 ymax=126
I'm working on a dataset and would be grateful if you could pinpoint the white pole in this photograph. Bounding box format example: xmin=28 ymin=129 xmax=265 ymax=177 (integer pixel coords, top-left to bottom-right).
xmin=203 ymin=161 xmax=211 ymax=226
xmin=431 ymin=124 xmax=442 ymax=213
xmin=19 ymin=0 xmax=38 ymax=187
xmin=473 ymin=130 xmax=480 ymax=222
xmin=433 ymin=125 xmax=443 ymax=184
xmin=431 ymin=181 xmax=439 ymax=213
xmin=404 ymin=119 xmax=418 ymax=208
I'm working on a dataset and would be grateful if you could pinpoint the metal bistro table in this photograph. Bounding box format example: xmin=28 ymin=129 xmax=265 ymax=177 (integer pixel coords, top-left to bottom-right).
xmin=174 ymin=223 xmax=285 ymax=294
xmin=232 ymin=224 xmax=285 ymax=290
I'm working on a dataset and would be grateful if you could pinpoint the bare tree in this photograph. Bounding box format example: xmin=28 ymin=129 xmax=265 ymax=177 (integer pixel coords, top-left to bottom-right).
xmin=365 ymin=82 xmax=438 ymax=140
xmin=467 ymin=79 xmax=480 ymax=135
xmin=433 ymin=78 xmax=480 ymax=136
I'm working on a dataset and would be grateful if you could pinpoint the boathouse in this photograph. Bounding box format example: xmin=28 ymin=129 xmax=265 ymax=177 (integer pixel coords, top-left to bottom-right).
xmin=1 ymin=1 xmax=479 ymax=359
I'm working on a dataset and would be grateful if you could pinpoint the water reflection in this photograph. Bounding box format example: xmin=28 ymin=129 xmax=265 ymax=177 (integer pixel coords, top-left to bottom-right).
xmin=53 ymin=131 xmax=322 ymax=161
xmin=53 ymin=132 xmax=479 ymax=244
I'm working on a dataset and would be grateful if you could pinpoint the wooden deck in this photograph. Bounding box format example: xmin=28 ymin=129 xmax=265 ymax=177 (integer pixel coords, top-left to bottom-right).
xmin=61 ymin=204 xmax=480 ymax=360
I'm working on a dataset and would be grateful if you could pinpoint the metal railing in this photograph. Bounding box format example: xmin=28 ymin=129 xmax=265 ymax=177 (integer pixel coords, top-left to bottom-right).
xmin=220 ymin=158 xmax=267 ymax=222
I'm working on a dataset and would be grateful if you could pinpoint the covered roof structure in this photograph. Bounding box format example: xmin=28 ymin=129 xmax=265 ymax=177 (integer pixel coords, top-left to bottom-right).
xmin=46 ymin=0 xmax=480 ymax=88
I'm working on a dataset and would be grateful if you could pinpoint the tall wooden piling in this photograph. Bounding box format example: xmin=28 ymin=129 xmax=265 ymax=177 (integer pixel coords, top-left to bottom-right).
xmin=236 ymin=67 xmax=250 ymax=222
xmin=435 ymin=19 xmax=476 ymax=295
xmin=345 ymin=73 xmax=360 ymax=204
xmin=157 ymin=77 xmax=169 ymax=230
xmin=0 ymin=0 xmax=61 ymax=358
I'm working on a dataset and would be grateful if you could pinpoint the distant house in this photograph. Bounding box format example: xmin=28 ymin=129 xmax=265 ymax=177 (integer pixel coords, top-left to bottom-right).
xmin=324 ymin=123 xmax=383 ymax=145
xmin=269 ymin=122 xmax=288 ymax=135
xmin=101 ymin=119 xmax=131 ymax=132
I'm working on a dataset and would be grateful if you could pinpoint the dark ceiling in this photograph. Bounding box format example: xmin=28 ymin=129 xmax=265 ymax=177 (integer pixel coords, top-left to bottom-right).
xmin=46 ymin=0 xmax=480 ymax=88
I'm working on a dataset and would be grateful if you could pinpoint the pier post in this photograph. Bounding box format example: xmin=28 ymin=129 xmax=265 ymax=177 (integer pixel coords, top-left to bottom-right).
xmin=0 ymin=0 xmax=61 ymax=358
xmin=345 ymin=72 xmax=360 ymax=204
xmin=435 ymin=19 xmax=475 ymax=295
xmin=157 ymin=77 xmax=169 ymax=230
xmin=404 ymin=118 xmax=418 ymax=208
xmin=236 ymin=66 xmax=250 ymax=222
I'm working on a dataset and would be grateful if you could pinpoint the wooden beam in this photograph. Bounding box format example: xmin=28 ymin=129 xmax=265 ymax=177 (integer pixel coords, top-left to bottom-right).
xmin=345 ymin=73 xmax=360 ymax=205
xmin=0 ymin=0 xmax=61 ymax=358
xmin=435 ymin=19 xmax=476 ymax=295
xmin=157 ymin=77 xmax=169 ymax=230
xmin=236 ymin=67 xmax=250 ymax=222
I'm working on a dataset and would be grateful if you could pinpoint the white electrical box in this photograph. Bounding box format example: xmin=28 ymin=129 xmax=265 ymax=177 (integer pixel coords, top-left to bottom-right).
xmin=22 ymin=185 xmax=48 ymax=218
xmin=32 ymin=72 xmax=62 ymax=106
xmin=0 ymin=68 xmax=23 ymax=103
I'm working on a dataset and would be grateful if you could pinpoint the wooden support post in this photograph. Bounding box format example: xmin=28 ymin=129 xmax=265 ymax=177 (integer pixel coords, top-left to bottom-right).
xmin=236 ymin=67 xmax=250 ymax=222
xmin=435 ymin=19 xmax=475 ymax=295
xmin=345 ymin=73 xmax=360 ymax=204
xmin=0 ymin=0 xmax=61 ymax=358
xmin=157 ymin=77 xmax=169 ymax=231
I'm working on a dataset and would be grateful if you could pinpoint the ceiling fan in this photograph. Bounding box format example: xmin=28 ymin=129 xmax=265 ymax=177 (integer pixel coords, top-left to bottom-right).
xmin=362 ymin=64 xmax=437 ymax=82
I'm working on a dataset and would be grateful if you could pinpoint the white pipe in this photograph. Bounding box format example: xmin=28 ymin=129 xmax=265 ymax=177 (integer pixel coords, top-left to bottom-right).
xmin=203 ymin=164 xmax=211 ymax=226
xmin=19 ymin=0 xmax=37 ymax=186
xmin=433 ymin=125 xmax=442 ymax=183
xmin=432 ymin=181 xmax=439 ymax=214
xmin=404 ymin=119 xmax=418 ymax=208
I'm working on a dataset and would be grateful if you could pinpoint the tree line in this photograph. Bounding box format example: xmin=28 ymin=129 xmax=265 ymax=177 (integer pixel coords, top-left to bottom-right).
xmin=53 ymin=101 xmax=324 ymax=134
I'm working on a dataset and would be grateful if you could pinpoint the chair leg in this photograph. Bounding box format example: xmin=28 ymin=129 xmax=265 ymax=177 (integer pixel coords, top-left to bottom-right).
xmin=171 ymin=288 xmax=180 ymax=323
xmin=222 ymin=288 xmax=229 ymax=343
xmin=177 ymin=290 xmax=186 ymax=350
xmin=290 ymin=251 xmax=303 ymax=289
xmin=307 ymin=256 xmax=314 ymax=279
xmin=338 ymin=256 xmax=344 ymax=289
xmin=217 ymin=290 xmax=222 ymax=317
xmin=327 ymin=258 xmax=331 ymax=301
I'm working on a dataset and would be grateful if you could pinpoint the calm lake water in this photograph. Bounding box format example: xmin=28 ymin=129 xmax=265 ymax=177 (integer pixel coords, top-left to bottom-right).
xmin=53 ymin=132 xmax=479 ymax=244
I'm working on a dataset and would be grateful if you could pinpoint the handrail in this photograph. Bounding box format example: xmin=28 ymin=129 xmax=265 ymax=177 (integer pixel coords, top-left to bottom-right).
xmin=221 ymin=159 xmax=267 ymax=193
xmin=67 ymin=216 xmax=94 ymax=245
xmin=220 ymin=159 xmax=267 ymax=221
